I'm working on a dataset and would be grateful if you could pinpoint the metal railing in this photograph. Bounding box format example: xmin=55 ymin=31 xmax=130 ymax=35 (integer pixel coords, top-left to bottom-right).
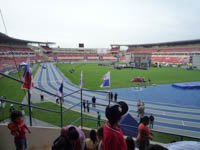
xmin=0 ymin=72 xmax=110 ymax=128
xmin=0 ymin=71 xmax=200 ymax=142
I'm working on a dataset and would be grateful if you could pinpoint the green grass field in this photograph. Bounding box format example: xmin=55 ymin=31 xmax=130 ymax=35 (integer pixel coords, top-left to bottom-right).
xmin=0 ymin=63 xmax=40 ymax=121
xmin=24 ymin=102 xmax=98 ymax=128
xmin=56 ymin=63 xmax=200 ymax=90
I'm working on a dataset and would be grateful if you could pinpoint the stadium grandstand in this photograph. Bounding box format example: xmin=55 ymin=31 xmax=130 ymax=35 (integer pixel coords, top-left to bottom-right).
xmin=0 ymin=32 xmax=121 ymax=74
xmin=2 ymin=32 xmax=200 ymax=74
xmin=111 ymin=39 xmax=200 ymax=65
xmin=0 ymin=32 xmax=120 ymax=77
xmin=46 ymin=47 xmax=117 ymax=62
xmin=0 ymin=32 xmax=55 ymax=73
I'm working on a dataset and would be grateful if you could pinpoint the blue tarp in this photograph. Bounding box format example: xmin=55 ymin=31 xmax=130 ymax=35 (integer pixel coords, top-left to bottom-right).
xmin=164 ymin=141 xmax=200 ymax=150
xmin=119 ymin=113 xmax=139 ymax=138
xmin=172 ymin=82 xmax=200 ymax=89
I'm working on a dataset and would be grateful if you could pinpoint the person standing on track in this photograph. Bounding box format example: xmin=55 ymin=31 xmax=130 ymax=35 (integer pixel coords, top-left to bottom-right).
xmin=149 ymin=114 xmax=154 ymax=129
xmin=97 ymin=112 xmax=101 ymax=128
xmin=83 ymin=100 xmax=86 ymax=112
xmin=114 ymin=93 xmax=118 ymax=102
xmin=87 ymin=101 xmax=90 ymax=113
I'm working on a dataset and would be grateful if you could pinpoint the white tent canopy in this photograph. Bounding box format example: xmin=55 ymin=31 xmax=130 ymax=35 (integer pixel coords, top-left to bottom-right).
xmin=19 ymin=62 xmax=27 ymax=66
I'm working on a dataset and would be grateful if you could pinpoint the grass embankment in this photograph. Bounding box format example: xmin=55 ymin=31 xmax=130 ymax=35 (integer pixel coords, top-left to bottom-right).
xmin=24 ymin=102 xmax=98 ymax=129
xmin=32 ymin=63 xmax=40 ymax=77
xmin=0 ymin=63 xmax=40 ymax=120
xmin=152 ymin=131 xmax=200 ymax=143
xmin=56 ymin=63 xmax=200 ymax=90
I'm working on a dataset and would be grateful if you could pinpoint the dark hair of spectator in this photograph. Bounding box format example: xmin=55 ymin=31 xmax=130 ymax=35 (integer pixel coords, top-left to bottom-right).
xmin=90 ymin=130 xmax=97 ymax=144
xmin=68 ymin=127 xmax=79 ymax=141
xmin=97 ymin=127 xmax=103 ymax=138
xmin=109 ymin=118 xmax=120 ymax=126
xmin=10 ymin=111 xmax=22 ymax=123
xmin=147 ymin=144 xmax=168 ymax=150
xmin=142 ymin=116 xmax=150 ymax=125
xmin=106 ymin=105 xmax=121 ymax=126
xmin=126 ymin=136 xmax=135 ymax=150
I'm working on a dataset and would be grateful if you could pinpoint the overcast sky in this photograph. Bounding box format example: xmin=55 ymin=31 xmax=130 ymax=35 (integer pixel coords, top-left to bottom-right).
xmin=0 ymin=0 xmax=200 ymax=48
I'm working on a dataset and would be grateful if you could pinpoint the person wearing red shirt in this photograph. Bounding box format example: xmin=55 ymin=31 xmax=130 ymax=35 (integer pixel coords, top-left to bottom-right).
xmin=104 ymin=101 xmax=129 ymax=150
xmin=8 ymin=111 xmax=31 ymax=150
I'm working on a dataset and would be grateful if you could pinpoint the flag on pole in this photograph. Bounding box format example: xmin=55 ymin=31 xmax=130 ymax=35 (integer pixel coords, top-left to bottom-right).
xmin=22 ymin=57 xmax=33 ymax=90
xmin=100 ymin=72 xmax=110 ymax=88
xmin=79 ymin=71 xmax=83 ymax=89
xmin=57 ymin=81 xmax=63 ymax=97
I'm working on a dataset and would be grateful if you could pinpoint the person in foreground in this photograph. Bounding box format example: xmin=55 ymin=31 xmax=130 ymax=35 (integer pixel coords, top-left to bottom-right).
xmin=136 ymin=116 xmax=152 ymax=150
xmin=8 ymin=110 xmax=31 ymax=150
xmin=60 ymin=125 xmax=86 ymax=150
xmin=103 ymin=101 xmax=129 ymax=150
xmin=85 ymin=130 xmax=98 ymax=150
xmin=126 ymin=136 xmax=135 ymax=150
xmin=97 ymin=127 xmax=104 ymax=150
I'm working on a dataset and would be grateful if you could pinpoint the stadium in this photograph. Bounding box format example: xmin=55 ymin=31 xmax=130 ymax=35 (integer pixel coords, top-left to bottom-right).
xmin=1 ymin=31 xmax=200 ymax=149
xmin=1 ymin=1 xmax=200 ymax=149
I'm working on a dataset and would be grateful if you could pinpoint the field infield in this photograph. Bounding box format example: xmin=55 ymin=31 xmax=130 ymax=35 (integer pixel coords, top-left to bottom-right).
xmin=56 ymin=63 xmax=200 ymax=90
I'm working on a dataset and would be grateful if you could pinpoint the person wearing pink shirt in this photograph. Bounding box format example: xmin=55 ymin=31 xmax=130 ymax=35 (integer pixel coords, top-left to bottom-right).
xmin=61 ymin=125 xmax=85 ymax=150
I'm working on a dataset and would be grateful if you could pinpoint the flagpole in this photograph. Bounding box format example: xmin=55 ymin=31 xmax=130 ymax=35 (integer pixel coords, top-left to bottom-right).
xmin=80 ymin=71 xmax=83 ymax=128
xmin=28 ymin=90 xmax=32 ymax=126
xmin=0 ymin=9 xmax=8 ymax=35
xmin=108 ymin=88 xmax=110 ymax=105
xmin=80 ymin=88 xmax=83 ymax=128
xmin=109 ymin=72 xmax=111 ymax=105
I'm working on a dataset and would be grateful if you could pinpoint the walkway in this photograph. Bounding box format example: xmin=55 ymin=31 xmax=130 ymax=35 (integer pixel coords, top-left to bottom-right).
xmin=2 ymin=116 xmax=58 ymax=128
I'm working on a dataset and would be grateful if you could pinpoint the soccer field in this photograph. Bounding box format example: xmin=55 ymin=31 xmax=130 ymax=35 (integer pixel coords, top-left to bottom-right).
xmin=56 ymin=63 xmax=200 ymax=90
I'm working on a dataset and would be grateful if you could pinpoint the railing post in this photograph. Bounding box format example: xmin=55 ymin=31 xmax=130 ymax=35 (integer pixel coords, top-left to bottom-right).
xmin=81 ymin=89 xmax=83 ymax=128
xmin=108 ymin=91 xmax=110 ymax=105
xmin=28 ymin=90 xmax=32 ymax=126
xmin=60 ymin=96 xmax=63 ymax=128
xmin=180 ymin=136 xmax=183 ymax=141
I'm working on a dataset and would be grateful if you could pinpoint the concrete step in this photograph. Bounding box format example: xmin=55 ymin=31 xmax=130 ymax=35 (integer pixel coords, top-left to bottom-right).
xmin=28 ymin=145 xmax=51 ymax=150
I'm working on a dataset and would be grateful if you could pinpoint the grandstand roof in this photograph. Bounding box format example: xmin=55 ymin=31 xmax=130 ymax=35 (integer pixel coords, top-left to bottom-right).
xmin=0 ymin=32 xmax=55 ymax=45
xmin=111 ymin=39 xmax=200 ymax=48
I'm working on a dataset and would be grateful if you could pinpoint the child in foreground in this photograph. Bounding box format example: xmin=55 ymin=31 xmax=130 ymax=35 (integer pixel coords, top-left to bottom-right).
xmin=8 ymin=110 xmax=31 ymax=150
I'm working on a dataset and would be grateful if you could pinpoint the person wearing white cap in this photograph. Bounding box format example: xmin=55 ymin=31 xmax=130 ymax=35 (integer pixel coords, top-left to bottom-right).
xmin=10 ymin=104 xmax=15 ymax=113
xmin=1 ymin=96 xmax=6 ymax=109
xmin=103 ymin=101 xmax=129 ymax=150
xmin=20 ymin=103 xmax=25 ymax=118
